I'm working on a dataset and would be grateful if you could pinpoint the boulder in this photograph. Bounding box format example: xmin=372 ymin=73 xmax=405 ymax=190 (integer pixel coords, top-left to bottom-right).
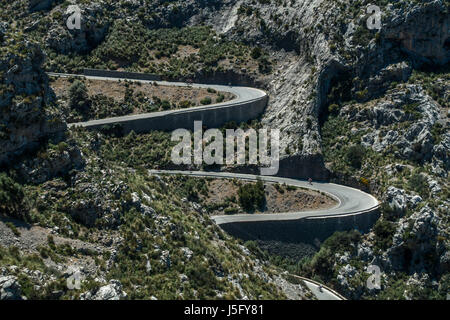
xmin=0 ymin=276 xmax=22 ymax=300
xmin=81 ymin=280 xmax=127 ymax=300
xmin=384 ymin=186 xmax=422 ymax=216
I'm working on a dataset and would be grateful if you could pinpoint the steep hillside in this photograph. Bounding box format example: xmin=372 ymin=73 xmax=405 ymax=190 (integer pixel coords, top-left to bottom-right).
xmin=0 ymin=0 xmax=448 ymax=300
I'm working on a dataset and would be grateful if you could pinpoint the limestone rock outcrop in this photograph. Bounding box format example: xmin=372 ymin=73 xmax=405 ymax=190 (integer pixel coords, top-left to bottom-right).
xmin=0 ymin=276 xmax=22 ymax=300
xmin=0 ymin=33 xmax=66 ymax=167
xmin=81 ymin=280 xmax=127 ymax=300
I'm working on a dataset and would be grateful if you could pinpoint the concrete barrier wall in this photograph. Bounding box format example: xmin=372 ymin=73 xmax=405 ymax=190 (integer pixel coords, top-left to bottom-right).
xmin=84 ymin=69 xmax=162 ymax=81
xmin=219 ymin=208 xmax=380 ymax=245
xmin=75 ymin=96 xmax=268 ymax=134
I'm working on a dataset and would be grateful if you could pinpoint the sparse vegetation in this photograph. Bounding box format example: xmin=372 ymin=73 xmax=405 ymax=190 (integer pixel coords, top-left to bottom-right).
xmin=0 ymin=173 xmax=26 ymax=220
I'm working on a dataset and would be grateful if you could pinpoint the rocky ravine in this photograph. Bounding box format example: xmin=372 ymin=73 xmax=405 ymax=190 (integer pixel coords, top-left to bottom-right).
xmin=206 ymin=0 xmax=449 ymax=180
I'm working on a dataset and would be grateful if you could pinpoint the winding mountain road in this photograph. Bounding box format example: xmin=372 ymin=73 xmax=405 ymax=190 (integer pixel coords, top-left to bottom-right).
xmin=47 ymin=72 xmax=267 ymax=130
xmin=148 ymin=170 xmax=379 ymax=225
xmin=49 ymin=72 xmax=380 ymax=300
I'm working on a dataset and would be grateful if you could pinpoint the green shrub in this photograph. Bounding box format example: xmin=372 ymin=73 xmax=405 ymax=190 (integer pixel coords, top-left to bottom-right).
xmin=224 ymin=207 xmax=238 ymax=215
xmin=328 ymin=103 xmax=340 ymax=115
xmin=5 ymin=222 xmax=20 ymax=237
xmin=403 ymin=102 xmax=421 ymax=119
xmin=161 ymin=99 xmax=171 ymax=110
xmin=238 ymin=179 xmax=266 ymax=212
xmin=200 ymin=96 xmax=212 ymax=105
xmin=251 ymin=47 xmax=262 ymax=59
xmin=373 ymin=219 xmax=396 ymax=250
xmin=431 ymin=122 xmax=444 ymax=144
xmin=273 ymin=183 xmax=285 ymax=194
xmin=0 ymin=173 xmax=26 ymax=220
xmin=346 ymin=144 xmax=365 ymax=168
xmin=57 ymin=142 xmax=69 ymax=153
xmin=408 ymin=173 xmax=429 ymax=199
xmin=69 ymin=80 xmax=90 ymax=111
xmin=216 ymin=94 xmax=225 ymax=103
xmin=322 ymin=230 xmax=361 ymax=253
xmin=179 ymin=100 xmax=192 ymax=108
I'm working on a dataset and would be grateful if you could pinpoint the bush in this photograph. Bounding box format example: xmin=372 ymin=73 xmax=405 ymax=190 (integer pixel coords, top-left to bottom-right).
xmin=216 ymin=94 xmax=225 ymax=103
xmin=68 ymin=80 xmax=90 ymax=111
xmin=322 ymin=230 xmax=361 ymax=253
xmin=373 ymin=219 xmax=396 ymax=250
xmin=238 ymin=179 xmax=266 ymax=212
xmin=360 ymin=177 xmax=369 ymax=187
xmin=251 ymin=47 xmax=262 ymax=59
xmin=200 ymin=96 xmax=212 ymax=105
xmin=179 ymin=100 xmax=192 ymax=108
xmin=224 ymin=207 xmax=238 ymax=215
xmin=0 ymin=173 xmax=26 ymax=220
xmin=408 ymin=173 xmax=429 ymax=199
xmin=161 ymin=99 xmax=171 ymax=110
xmin=328 ymin=103 xmax=340 ymax=115
xmin=346 ymin=144 xmax=365 ymax=168
xmin=5 ymin=222 xmax=20 ymax=237
xmin=57 ymin=142 xmax=69 ymax=153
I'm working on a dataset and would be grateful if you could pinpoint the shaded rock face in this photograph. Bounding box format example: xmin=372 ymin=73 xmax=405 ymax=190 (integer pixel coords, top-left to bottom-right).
xmin=387 ymin=207 xmax=441 ymax=273
xmin=362 ymin=62 xmax=412 ymax=101
xmin=57 ymin=170 xmax=135 ymax=228
xmin=17 ymin=144 xmax=84 ymax=184
xmin=0 ymin=38 xmax=66 ymax=167
xmin=45 ymin=4 xmax=109 ymax=54
xmin=351 ymin=207 xmax=446 ymax=283
xmin=384 ymin=0 xmax=450 ymax=66
xmin=439 ymin=251 xmax=450 ymax=274
xmin=44 ymin=0 xmax=226 ymax=55
xmin=277 ymin=154 xmax=330 ymax=181
xmin=0 ymin=30 xmax=83 ymax=185
xmin=0 ymin=276 xmax=22 ymax=300
xmin=28 ymin=0 xmax=55 ymax=12
xmin=0 ymin=22 xmax=7 ymax=41
xmin=431 ymin=132 xmax=450 ymax=177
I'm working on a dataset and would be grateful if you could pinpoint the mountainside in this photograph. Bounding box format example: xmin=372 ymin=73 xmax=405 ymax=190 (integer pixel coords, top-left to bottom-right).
xmin=0 ymin=0 xmax=448 ymax=300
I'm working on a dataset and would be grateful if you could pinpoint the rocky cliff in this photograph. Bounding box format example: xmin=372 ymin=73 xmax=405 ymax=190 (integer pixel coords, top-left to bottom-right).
xmin=199 ymin=0 xmax=449 ymax=179
xmin=0 ymin=26 xmax=65 ymax=167
xmin=0 ymin=25 xmax=84 ymax=184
